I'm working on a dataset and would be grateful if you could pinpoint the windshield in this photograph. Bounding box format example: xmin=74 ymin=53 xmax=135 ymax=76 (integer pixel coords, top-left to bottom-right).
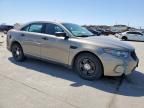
xmin=62 ymin=23 xmax=94 ymax=37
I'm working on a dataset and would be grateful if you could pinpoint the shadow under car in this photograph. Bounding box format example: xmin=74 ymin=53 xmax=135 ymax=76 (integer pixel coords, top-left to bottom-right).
xmin=8 ymin=57 xmax=144 ymax=97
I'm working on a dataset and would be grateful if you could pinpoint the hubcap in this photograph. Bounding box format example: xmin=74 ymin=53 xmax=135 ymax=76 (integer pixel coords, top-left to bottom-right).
xmin=79 ymin=58 xmax=96 ymax=76
xmin=16 ymin=50 xmax=20 ymax=55
xmin=84 ymin=63 xmax=91 ymax=70
xmin=13 ymin=46 xmax=21 ymax=59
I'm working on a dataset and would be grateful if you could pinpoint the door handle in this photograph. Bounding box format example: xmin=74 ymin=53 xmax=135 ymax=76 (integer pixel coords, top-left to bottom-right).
xmin=70 ymin=46 xmax=78 ymax=49
xmin=21 ymin=34 xmax=25 ymax=37
xmin=42 ymin=37 xmax=49 ymax=40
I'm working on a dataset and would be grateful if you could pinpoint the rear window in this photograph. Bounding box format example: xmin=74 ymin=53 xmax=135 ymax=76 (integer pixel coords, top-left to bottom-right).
xmin=21 ymin=23 xmax=44 ymax=33
xmin=127 ymin=32 xmax=143 ymax=35
xmin=29 ymin=24 xmax=43 ymax=33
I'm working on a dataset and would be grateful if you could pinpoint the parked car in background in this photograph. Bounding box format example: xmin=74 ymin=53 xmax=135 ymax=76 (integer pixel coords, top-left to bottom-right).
xmin=111 ymin=25 xmax=128 ymax=33
xmin=7 ymin=21 xmax=139 ymax=80
xmin=117 ymin=31 xmax=144 ymax=41
xmin=85 ymin=28 xmax=101 ymax=36
xmin=85 ymin=28 xmax=115 ymax=36
xmin=0 ymin=25 xmax=14 ymax=33
xmin=103 ymin=29 xmax=116 ymax=35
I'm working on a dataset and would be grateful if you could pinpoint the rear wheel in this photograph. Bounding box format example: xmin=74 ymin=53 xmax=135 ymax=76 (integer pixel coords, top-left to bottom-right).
xmin=11 ymin=43 xmax=25 ymax=62
xmin=122 ymin=36 xmax=127 ymax=41
xmin=74 ymin=53 xmax=103 ymax=80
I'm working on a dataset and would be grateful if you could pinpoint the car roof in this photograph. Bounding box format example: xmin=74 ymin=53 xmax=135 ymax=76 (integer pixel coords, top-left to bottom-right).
xmin=26 ymin=21 xmax=73 ymax=25
xmin=19 ymin=21 xmax=78 ymax=30
xmin=19 ymin=21 xmax=61 ymax=30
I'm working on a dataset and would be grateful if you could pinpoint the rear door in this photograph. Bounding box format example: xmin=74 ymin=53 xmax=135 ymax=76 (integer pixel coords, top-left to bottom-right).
xmin=20 ymin=23 xmax=45 ymax=57
xmin=130 ymin=32 xmax=142 ymax=41
xmin=126 ymin=32 xmax=136 ymax=40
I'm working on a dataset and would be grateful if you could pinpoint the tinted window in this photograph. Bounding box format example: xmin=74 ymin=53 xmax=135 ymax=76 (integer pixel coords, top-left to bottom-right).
xmin=131 ymin=32 xmax=138 ymax=35
xmin=135 ymin=32 xmax=143 ymax=35
xmin=45 ymin=23 xmax=64 ymax=35
xmin=127 ymin=32 xmax=143 ymax=36
xmin=29 ymin=24 xmax=43 ymax=33
xmin=127 ymin=32 xmax=133 ymax=34
xmin=21 ymin=23 xmax=44 ymax=33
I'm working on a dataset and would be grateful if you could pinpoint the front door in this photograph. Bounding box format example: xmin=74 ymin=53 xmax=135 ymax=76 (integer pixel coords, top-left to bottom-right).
xmin=41 ymin=23 xmax=70 ymax=65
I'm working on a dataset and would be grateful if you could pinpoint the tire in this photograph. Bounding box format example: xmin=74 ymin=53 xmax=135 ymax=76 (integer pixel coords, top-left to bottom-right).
xmin=11 ymin=43 xmax=25 ymax=62
xmin=74 ymin=53 xmax=103 ymax=80
xmin=122 ymin=36 xmax=127 ymax=41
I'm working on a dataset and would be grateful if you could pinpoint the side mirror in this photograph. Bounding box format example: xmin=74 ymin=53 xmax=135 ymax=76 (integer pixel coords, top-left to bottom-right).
xmin=55 ymin=32 xmax=69 ymax=39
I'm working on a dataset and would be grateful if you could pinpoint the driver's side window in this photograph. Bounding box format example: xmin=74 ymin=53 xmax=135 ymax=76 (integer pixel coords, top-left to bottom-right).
xmin=45 ymin=23 xmax=64 ymax=36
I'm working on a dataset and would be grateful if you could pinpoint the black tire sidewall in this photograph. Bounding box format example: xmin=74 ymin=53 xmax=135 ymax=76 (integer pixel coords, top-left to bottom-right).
xmin=122 ymin=36 xmax=127 ymax=41
xmin=74 ymin=53 xmax=103 ymax=80
xmin=12 ymin=44 xmax=25 ymax=62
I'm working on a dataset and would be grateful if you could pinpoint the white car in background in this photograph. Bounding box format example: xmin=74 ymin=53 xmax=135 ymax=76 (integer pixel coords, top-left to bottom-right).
xmin=111 ymin=25 xmax=128 ymax=33
xmin=118 ymin=31 xmax=144 ymax=41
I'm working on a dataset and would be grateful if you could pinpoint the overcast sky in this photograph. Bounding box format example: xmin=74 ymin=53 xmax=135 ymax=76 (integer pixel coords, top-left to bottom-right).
xmin=0 ymin=0 xmax=144 ymax=28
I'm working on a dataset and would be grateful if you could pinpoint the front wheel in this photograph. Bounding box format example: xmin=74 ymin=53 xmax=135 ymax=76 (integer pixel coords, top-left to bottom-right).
xmin=11 ymin=43 xmax=25 ymax=62
xmin=74 ymin=53 xmax=103 ymax=80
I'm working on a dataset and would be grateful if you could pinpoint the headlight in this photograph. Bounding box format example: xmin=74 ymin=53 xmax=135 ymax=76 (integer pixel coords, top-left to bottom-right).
xmin=103 ymin=49 xmax=129 ymax=58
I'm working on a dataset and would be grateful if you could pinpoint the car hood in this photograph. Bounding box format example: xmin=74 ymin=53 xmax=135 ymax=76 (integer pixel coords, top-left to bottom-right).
xmin=82 ymin=36 xmax=135 ymax=51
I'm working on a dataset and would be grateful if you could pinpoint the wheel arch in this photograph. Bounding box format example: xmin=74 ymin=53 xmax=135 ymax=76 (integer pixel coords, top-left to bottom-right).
xmin=122 ymin=36 xmax=128 ymax=40
xmin=10 ymin=41 xmax=22 ymax=51
xmin=72 ymin=51 xmax=104 ymax=73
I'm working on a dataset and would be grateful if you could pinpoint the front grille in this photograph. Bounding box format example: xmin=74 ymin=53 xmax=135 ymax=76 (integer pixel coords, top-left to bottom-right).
xmin=131 ymin=51 xmax=137 ymax=61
